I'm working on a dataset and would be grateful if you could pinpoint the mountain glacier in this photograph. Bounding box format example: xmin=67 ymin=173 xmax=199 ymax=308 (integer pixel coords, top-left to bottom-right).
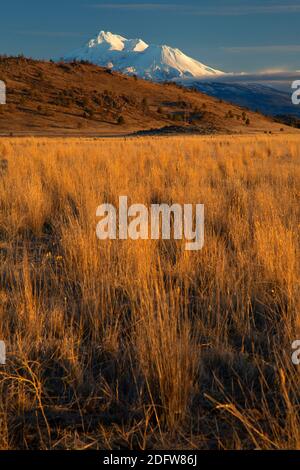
xmin=62 ymin=30 xmax=224 ymax=80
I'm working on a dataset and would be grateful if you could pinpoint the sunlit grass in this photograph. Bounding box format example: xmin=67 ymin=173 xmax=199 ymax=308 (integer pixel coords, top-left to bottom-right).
xmin=0 ymin=134 xmax=299 ymax=449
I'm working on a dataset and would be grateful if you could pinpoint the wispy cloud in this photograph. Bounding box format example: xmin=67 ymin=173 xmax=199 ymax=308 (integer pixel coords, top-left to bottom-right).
xmin=223 ymin=45 xmax=300 ymax=53
xmin=16 ymin=31 xmax=86 ymax=38
xmin=89 ymin=3 xmax=300 ymax=15
xmin=208 ymin=4 xmax=300 ymax=15
xmin=89 ymin=3 xmax=178 ymax=11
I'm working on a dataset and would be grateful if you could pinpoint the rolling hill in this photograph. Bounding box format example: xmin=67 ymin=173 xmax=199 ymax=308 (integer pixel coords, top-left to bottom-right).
xmin=0 ymin=56 xmax=296 ymax=136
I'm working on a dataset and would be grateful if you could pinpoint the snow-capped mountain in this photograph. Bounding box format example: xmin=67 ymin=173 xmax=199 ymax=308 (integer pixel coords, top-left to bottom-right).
xmin=61 ymin=31 xmax=300 ymax=117
xmin=62 ymin=30 xmax=224 ymax=80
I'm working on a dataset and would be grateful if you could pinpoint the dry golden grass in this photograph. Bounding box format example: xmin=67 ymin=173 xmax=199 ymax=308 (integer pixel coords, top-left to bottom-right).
xmin=0 ymin=134 xmax=299 ymax=450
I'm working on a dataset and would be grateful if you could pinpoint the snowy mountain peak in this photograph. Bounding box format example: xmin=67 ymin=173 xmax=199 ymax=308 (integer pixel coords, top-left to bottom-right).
xmin=87 ymin=31 xmax=148 ymax=53
xmin=62 ymin=30 xmax=224 ymax=80
xmin=91 ymin=31 xmax=126 ymax=50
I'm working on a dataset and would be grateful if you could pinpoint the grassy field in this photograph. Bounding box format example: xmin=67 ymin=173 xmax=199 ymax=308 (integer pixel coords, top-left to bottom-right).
xmin=0 ymin=134 xmax=299 ymax=450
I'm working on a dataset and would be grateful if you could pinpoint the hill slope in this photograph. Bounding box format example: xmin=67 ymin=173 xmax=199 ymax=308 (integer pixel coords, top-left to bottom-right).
xmin=0 ymin=56 xmax=295 ymax=136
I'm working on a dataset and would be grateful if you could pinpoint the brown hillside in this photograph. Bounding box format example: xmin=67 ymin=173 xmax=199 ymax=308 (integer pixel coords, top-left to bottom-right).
xmin=0 ymin=56 xmax=296 ymax=136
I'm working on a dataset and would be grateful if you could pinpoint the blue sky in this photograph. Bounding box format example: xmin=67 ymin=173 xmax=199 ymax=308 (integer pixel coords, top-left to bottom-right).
xmin=1 ymin=0 xmax=300 ymax=72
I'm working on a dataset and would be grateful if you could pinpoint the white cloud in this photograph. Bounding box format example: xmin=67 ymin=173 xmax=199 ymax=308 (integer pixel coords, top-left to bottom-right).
xmin=192 ymin=71 xmax=300 ymax=92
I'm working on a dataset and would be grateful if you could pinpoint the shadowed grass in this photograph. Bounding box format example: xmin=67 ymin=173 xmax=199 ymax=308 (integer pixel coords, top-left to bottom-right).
xmin=0 ymin=134 xmax=299 ymax=449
